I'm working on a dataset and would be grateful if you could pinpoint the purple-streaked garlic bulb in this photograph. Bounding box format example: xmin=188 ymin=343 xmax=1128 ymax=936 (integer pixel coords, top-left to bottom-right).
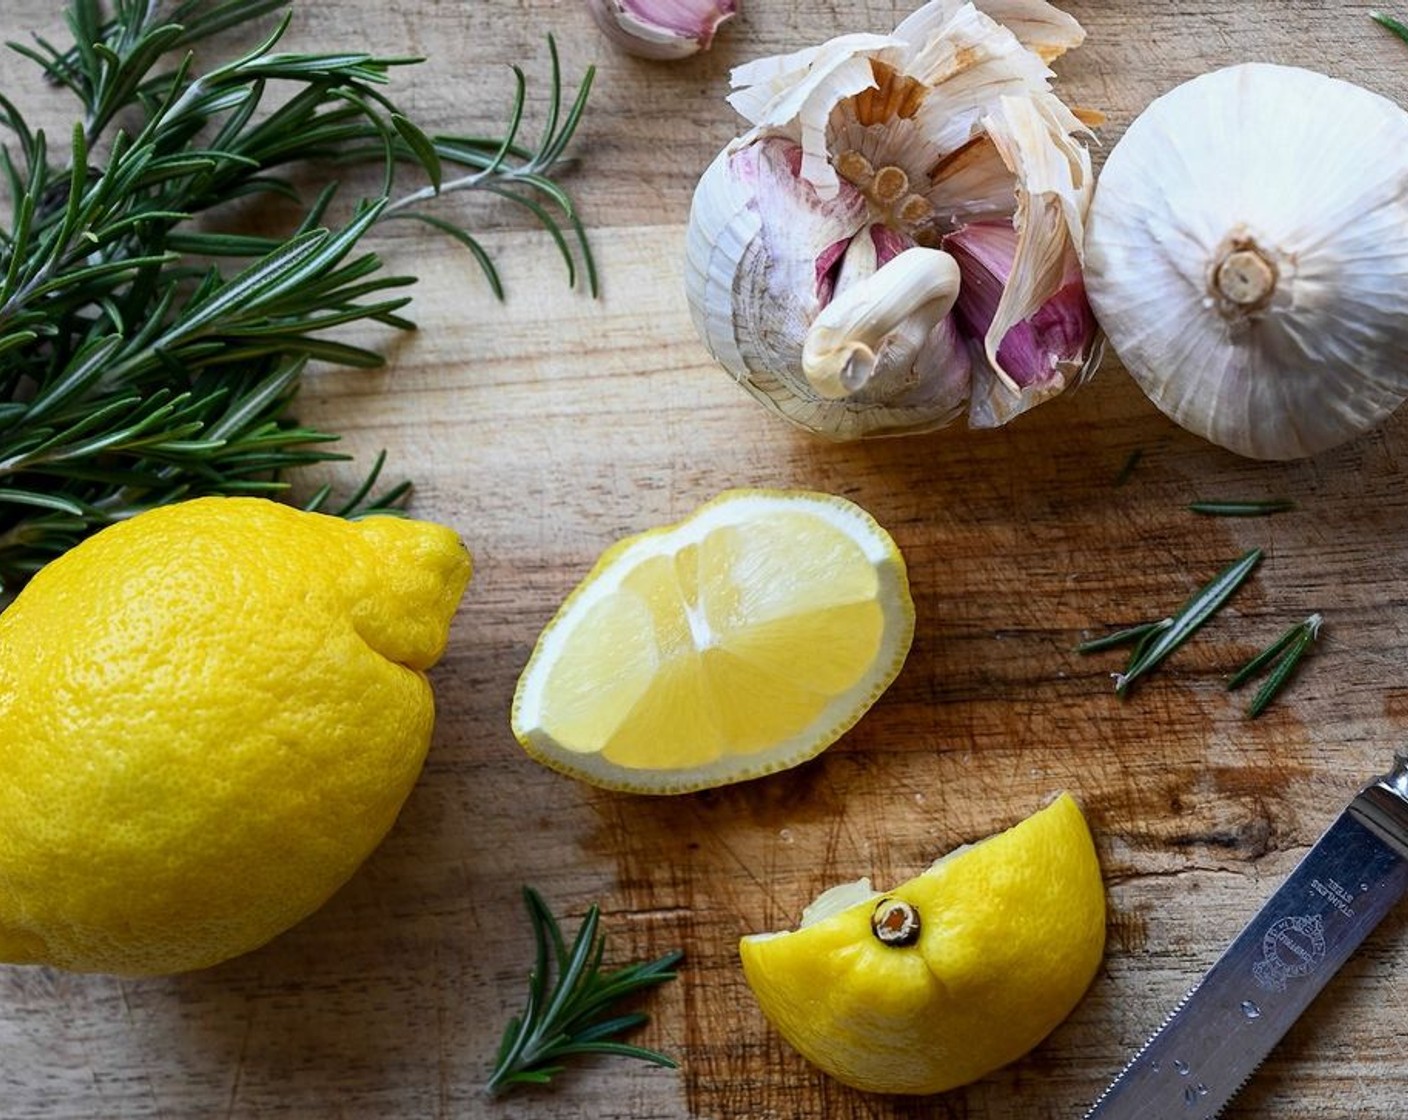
xmin=586 ymin=0 xmax=737 ymax=61
xmin=684 ymin=0 xmax=1099 ymax=439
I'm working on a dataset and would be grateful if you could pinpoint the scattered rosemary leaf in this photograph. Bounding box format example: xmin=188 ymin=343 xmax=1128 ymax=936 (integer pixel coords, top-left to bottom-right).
xmin=1230 ymin=613 xmax=1323 ymax=718
xmin=1373 ymin=10 xmax=1408 ymax=43
xmin=1187 ymin=499 xmax=1296 ymax=517
xmin=1248 ymin=624 xmax=1319 ymax=718
xmin=1226 ymin=617 xmax=1308 ymax=691
xmin=1114 ymin=548 xmax=1263 ymax=697
xmin=1076 ymin=617 xmax=1172 ymax=654
xmin=487 ymin=887 xmax=683 ymax=1098
xmin=1113 ymin=448 xmax=1143 ymax=488
xmin=1126 ymin=616 xmax=1176 ymax=668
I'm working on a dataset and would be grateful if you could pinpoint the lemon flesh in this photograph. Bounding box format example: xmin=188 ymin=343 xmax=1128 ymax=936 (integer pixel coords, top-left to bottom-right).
xmin=512 ymin=489 xmax=914 ymax=794
xmin=740 ymin=793 xmax=1106 ymax=1095
xmin=0 ymin=497 xmax=472 ymax=975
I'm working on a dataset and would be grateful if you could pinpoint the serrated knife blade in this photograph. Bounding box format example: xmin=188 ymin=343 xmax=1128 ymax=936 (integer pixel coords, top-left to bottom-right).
xmin=1085 ymin=754 xmax=1408 ymax=1119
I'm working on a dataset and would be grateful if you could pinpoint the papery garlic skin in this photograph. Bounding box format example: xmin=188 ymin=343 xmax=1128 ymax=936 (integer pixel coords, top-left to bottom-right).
xmin=684 ymin=0 xmax=1099 ymax=440
xmin=586 ymin=0 xmax=737 ymax=60
xmin=1085 ymin=63 xmax=1408 ymax=461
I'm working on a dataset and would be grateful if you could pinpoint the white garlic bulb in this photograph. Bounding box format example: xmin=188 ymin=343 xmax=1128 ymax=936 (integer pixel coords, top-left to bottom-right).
xmin=586 ymin=0 xmax=737 ymax=61
xmin=1085 ymin=63 xmax=1408 ymax=460
xmin=685 ymin=0 xmax=1100 ymax=440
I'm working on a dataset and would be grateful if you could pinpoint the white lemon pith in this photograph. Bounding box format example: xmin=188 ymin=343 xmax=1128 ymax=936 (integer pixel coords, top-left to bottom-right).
xmin=740 ymin=793 xmax=1106 ymax=1095
xmin=511 ymin=489 xmax=914 ymax=794
xmin=0 ymin=496 xmax=472 ymax=975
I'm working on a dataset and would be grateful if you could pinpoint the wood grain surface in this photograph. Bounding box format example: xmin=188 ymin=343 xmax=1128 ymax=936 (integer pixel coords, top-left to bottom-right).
xmin=5 ymin=1 xmax=1408 ymax=1117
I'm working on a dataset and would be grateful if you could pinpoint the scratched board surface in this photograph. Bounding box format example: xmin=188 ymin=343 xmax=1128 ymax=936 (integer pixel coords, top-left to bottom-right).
xmin=3 ymin=1 xmax=1408 ymax=1117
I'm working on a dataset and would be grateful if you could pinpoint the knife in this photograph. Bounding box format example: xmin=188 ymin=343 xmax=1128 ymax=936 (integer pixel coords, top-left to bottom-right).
xmin=1085 ymin=754 xmax=1408 ymax=1119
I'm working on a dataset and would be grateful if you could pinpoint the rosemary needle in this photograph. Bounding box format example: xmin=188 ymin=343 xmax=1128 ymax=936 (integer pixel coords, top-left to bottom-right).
xmin=486 ymin=887 xmax=683 ymax=1098
xmin=1114 ymin=548 xmax=1263 ymax=696
xmin=1113 ymin=448 xmax=1143 ymax=488
xmin=1187 ymin=499 xmax=1297 ymax=517
xmin=1126 ymin=616 xmax=1177 ymax=667
xmin=1248 ymin=623 xmax=1319 ymax=718
xmin=1373 ymin=10 xmax=1408 ymax=44
xmin=1227 ymin=615 xmax=1312 ymax=690
xmin=1075 ymin=617 xmax=1172 ymax=654
xmin=1230 ymin=613 xmax=1323 ymax=718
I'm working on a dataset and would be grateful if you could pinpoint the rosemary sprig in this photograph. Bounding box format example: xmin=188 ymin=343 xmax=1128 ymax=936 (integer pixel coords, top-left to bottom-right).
xmin=1229 ymin=613 xmax=1323 ymax=717
xmin=1109 ymin=548 xmax=1263 ymax=696
xmin=487 ymin=887 xmax=683 ymax=1098
xmin=1187 ymin=499 xmax=1296 ymax=517
xmin=0 ymin=2 xmax=596 ymax=592
xmin=1116 ymin=549 xmax=1262 ymax=695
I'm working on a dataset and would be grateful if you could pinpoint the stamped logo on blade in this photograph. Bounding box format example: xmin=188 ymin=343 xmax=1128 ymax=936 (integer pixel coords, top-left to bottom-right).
xmin=1252 ymin=914 xmax=1326 ymax=992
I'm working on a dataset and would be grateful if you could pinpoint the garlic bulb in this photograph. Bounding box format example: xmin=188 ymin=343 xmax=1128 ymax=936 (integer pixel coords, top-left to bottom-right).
xmin=1085 ymin=64 xmax=1408 ymax=460
xmin=685 ymin=0 xmax=1100 ymax=440
xmin=587 ymin=0 xmax=737 ymax=61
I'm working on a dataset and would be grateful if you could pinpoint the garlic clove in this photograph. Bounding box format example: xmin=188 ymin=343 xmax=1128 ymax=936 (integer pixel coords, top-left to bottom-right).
xmin=966 ymin=91 xmax=1096 ymax=422
xmin=803 ymin=247 xmax=962 ymax=398
xmin=586 ymin=0 xmax=737 ymax=60
xmin=946 ymin=220 xmax=1095 ymax=405
xmin=687 ymin=138 xmax=968 ymax=439
xmin=1085 ymin=63 xmax=1408 ymax=460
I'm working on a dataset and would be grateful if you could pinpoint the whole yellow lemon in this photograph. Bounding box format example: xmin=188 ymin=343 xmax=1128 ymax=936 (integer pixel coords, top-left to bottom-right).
xmin=0 ymin=496 xmax=471 ymax=975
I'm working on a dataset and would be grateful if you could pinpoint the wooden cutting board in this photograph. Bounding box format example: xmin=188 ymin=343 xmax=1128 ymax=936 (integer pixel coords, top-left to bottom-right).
xmin=5 ymin=1 xmax=1408 ymax=1117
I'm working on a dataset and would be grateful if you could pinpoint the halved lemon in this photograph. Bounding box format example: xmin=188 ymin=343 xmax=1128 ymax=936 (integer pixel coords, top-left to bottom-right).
xmin=741 ymin=793 xmax=1106 ymax=1095
xmin=511 ymin=489 xmax=914 ymax=794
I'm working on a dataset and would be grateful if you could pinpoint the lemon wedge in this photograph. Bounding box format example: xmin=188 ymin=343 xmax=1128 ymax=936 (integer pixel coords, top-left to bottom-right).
xmin=740 ymin=793 xmax=1106 ymax=1095
xmin=511 ymin=489 xmax=914 ymax=794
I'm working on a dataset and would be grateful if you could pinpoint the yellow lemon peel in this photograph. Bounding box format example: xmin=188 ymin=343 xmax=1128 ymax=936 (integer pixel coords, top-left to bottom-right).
xmin=741 ymin=792 xmax=1106 ymax=1095
xmin=0 ymin=496 xmax=471 ymax=975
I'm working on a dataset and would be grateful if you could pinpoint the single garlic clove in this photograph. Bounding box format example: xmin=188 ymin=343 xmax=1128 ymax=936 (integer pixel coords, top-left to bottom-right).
xmin=1085 ymin=63 xmax=1408 ymax=460
xmin=803 ymin=247 xmax=962 ymax=399
xmin=585 ymin=0 xmax=737 ymax=60
xmin=946 ymin=219 xmax=1097 ymax=422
